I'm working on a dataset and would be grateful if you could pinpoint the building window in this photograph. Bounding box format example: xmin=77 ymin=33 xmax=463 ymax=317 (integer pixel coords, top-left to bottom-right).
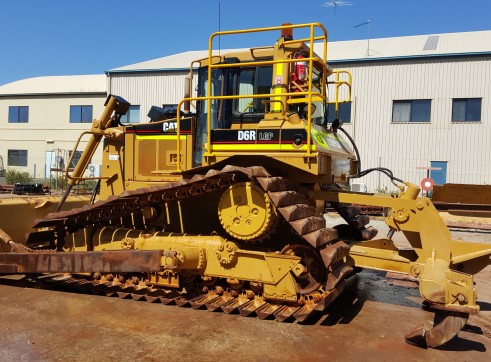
xmin=392 ymin=100 xmax=431 ymax=123
xmin=70 ymin=105 xmax=93 ymax=123
xmin=452 ymin=98 xmax=481 ymax=122
xmin=120 ymin=105 xmax=140 ymax=124
xmin=68 ymin=150 xmax=83 ymax=169
xmin=8 ymin=149 xmax=28 ymax=167
xmin=8 ymin=106 xmax=29 ymax=123
xmin=327 ymin=102 xmax=351 ymax=124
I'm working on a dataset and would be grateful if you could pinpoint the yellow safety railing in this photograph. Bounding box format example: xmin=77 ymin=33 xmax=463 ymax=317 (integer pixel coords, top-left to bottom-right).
xmin=176 ymin=23 xmax=329 ymax=172
xmin=65 ymin=131 xmax=111 ymax=182
xmin=328 ymin=70 xmax=352 ymax=120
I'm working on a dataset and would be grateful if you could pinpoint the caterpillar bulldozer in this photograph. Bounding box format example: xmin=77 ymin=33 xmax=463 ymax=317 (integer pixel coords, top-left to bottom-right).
xmin=1 ymin=23 xmax=490 ymax=349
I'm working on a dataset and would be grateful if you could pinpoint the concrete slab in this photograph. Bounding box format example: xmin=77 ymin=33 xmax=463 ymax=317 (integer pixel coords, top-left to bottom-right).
xmin=0 ymin=214 xmax=489 ymax=360
xmin=0 ymin=267 xmax=489 ymax=361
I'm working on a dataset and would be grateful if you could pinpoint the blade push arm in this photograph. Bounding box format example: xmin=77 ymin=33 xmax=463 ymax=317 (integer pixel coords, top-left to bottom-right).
xmin=56 ymin=95 xmax=130 ymax=211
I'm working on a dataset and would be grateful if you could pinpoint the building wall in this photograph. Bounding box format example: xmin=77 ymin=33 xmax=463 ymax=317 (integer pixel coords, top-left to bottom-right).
xmin=331 ymin=56 xmax=491 ymax=192
xmin=2 ymin=55 xmax=488 ymax=190
xmin=108 ymin=71 xmax=193 ymax=121
xmin=109 ymin=56 xmax=491 ymax=193
xmin=0 ymin=41 xmax=488 ymax=193
xmin=0 ymin=94 xmax=106 ymax=179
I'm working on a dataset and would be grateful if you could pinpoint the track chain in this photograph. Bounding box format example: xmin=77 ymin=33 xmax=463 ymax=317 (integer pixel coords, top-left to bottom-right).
xmin=28 ymin=166 xmax=265 ymax=245
xmin=35 ymin=272 xmax=346 ymax=323
xmin=23 ymin=165 xmax=357 ymax=321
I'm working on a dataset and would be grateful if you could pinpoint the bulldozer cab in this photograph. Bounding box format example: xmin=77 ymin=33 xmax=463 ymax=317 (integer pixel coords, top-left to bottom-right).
xmin=195 ymin=56 xmax=328 ymax=127
xmin=63 ymin=23 xmax=354 ymax=200
xmin=196 ymin=62 xmax=273 ymax=127
xmin=193 ymin=62 xmax=276 ymax=165
xmin=188 ymin=23 xmax=352 ymax=169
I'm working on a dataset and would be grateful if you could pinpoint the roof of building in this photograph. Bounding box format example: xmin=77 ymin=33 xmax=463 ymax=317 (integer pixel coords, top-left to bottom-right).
xmin=3 ymin=30 xmax=490 ymax=95
xmin=108 ymin=30 xmax=491 ymax=73
xmin=328 ymin=30 xmax=491 ymax=62
xmin=0 ymin=74 xmax=107 ymax=96
xmin=109 ymin=49 xmax=244 ymax=73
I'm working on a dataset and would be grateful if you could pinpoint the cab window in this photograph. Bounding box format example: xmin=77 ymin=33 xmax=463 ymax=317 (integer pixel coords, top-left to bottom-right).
xmin=233 ymin=65 xmax=273 ymax=116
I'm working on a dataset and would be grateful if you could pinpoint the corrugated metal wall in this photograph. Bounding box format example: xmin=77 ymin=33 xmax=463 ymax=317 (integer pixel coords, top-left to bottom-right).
xmin=331 ymin=56 xmax=491 ymax=192
xmin=108 ymin=56 xmax=491 ymax=192
xmin=109 ymin=71 xmax=194 ymax=122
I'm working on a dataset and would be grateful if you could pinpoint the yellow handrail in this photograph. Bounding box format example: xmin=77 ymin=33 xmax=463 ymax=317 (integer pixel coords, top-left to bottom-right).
xmin=175 ymin=23 xmax=329 ymax=172
xmin=328 ymin=70 xmax=353 ymax=119
xmin=65 ymin=131 xmax=110 ymax=181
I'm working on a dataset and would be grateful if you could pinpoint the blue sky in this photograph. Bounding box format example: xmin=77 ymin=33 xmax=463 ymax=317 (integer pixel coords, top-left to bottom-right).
xmin=1 ymin=0 xmax=491 ymax=86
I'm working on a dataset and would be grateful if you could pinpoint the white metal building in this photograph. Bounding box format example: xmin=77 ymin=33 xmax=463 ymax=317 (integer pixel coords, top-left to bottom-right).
xmin=0 ymin=75 xmax=107 ymax=180
xmin=1 ymin=30 xmax=490 ymax=192
xmin=106 ymin=30 xmax=491 ymax=192
xmin=328 ymin=31 xmax=491 ymax=192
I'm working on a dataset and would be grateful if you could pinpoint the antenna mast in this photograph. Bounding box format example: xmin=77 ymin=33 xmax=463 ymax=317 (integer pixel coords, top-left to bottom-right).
xmin=354 ymin=19 xmax=372 ymax=56
xmin=218 ymin=1 xmax=221 ymax=54
xmin=322 ymin=0 xmax=353 ymax=14
xmin=322 ymin=1 xmax=353 ymax=35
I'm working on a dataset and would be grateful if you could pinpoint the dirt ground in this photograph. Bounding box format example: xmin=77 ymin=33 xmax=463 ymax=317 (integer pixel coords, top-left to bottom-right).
xmin=0 ymin=214 xmax=490 ymax=361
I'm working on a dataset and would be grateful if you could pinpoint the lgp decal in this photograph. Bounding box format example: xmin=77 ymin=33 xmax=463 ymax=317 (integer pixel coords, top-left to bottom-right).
xmin=258 ymin=131 xmax=274 ymax=141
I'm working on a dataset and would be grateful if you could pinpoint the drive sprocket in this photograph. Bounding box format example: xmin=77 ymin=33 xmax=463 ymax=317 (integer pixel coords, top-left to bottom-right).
xmin=218 ymin=181 xmax=278 ymax=241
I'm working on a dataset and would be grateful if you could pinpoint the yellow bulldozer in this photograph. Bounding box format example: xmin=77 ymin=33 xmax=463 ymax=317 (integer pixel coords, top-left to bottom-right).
xmin=0 ymin=23 xmax=490 ymax=348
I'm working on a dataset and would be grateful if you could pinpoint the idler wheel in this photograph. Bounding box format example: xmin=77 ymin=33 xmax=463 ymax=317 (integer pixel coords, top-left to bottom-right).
xmin=218 ymin=182 xmax=277 ymax=240
xmin=281 ymin=244 xmax=326 ymax=294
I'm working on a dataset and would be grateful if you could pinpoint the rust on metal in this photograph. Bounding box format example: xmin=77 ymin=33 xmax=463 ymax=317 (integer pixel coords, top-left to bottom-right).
xmin=338 ymin=205 xmax=363 ymax=219
xmin=359 ymin=226 xmax=378 ymax=240
xmin=8 ymin=165 xmax=478 ymax=349
xmin=445 ymin=221 xmax=491 ymax=231
xmin=347 ymin=215 xmax=370 ymax=229
xmin=0 ymin=228 xmax=13 ymax=244
xmin=267 ymin=190 xmax=306 ymax=207
xmin=325 ymin=263 xmax=354 ymax=290
xmin=29 ymin=166 xmax=253 ymax=238
xmin=319 ymin=241 xmax=350 ymax=268
xmin=0 ymin=249 xmax=162 ymax=274
xmin=290 ymin=216 xmax=325 ymax=235
xmin=255 ymin=176 xmax=297 ymax=192
xmin=433 ymin=202 xmax=491 ymax=218
xmin=432 ymin=183 xmax=491 ymax=204
xmin=302 ymin=228 xmax=338 ymax=248
xmin=405 ymin=311 xmax=469 ymax=348
xmin=432 ymin=183 xmax=491 ymax=217
xmin=329 ymin=202 xmax=378 ymax=240
xmin=0 ymin=168 xmax=361 ymax=327
xmin=277 ymin=204 xmax=315 ymax=221
xmin=162 ymin=250 xmax=178 ymax=269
